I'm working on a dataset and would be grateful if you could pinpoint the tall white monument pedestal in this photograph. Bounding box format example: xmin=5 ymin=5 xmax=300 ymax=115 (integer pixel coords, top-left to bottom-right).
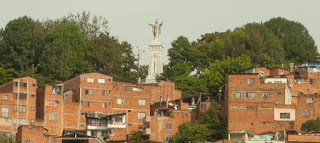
xmin=145 ymin=40 xmax=163 ymax=84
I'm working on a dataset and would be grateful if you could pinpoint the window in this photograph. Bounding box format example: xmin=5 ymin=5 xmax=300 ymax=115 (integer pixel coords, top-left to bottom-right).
xmin=84 ymin=102 xmax=90 ymax=107
xmin=201 ymin=104 xmax=206 ymax=109
xmin=2 ymin=95 xmax=8 ymax=101
xmin=278 ymin=92 xmax=281 ymax=95
xmin=115 ymin=117 xmax=123 ymax=123
xmin=102 ymin=90 xmax=108 ymax=96
xmin=138 ymin=113 xmax=146 ymax=119
xmin=87 ymin=78 xmax=94 ymax=83
xmin=165 ymin=135 xmax=173 ymax=142
xmin=92 ymin=130 xmax=97 ymax=137
xmin=310 ymin=79 xmax=316 ymax=84
xmin=138 ymin=125 xmax=144 ymax=130
xmin=46 ymin=100 xmax=58 ymax=107
xmin=262 ymin=92 xmax=268 ymax=99
xmin=122 ymin=85 xmax=130 ymax=91
xmin=281 ymin=71 xmax=286 ymax=75
xmin=51 ymin=126 xmax=56 ymax=133
xmin=20 ymin=82 xmax=27 ymax=87
xmin=14 ymin=93 xmax=27 ymax=99
xmin=31 ymin=106 xmax=36 ymax=111
xmin=31 ymin=94 xmax=35 ymax=97
xmin=117 ymin=98 xmax=124 ymax=104
xmin=52 ymin=86 xmax=62 ymax=94
xmin=102 ymin=103 xmax=107 ymax=108
xmin=302 ymin=111 xmax=310 ymax=117
xmin=139 ymin=99 xmax=146 ymax=105
xmin=166 ymin=124 xmax=172 ymax=130
xmin=280 ymin=113 xmax=290 ymax=119
xmin=1 ymin=107 xmax=9 ymax=117
xmin=236 ymin=92 xmax=241 ymax=98
xmin=245 ymin=92 xmax=256 ymax=98
xmin=85 ymin=90 xmax=93 ymax=95
xmin=98 ymin=78 xmax=105 ymax=83
xmin=109 ymin=129 xmax=114 ymax=135
xmin=17 ymin=118 xmax=27 ymax=125
xmin=49 ymin=113 xmax=58 ymax=121
xmin=14 ymin=105 xmax=27 ymax=112
xmin=247 ymin=79 xmax=255 ymax=85
xmin=306 ymin=98 xmax=313 ymax=103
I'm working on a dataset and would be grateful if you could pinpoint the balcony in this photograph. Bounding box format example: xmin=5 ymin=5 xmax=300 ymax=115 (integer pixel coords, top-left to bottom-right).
xmin=87 ymin=125 xmax=109 ymax=130
xmin=143 ymin=128 xmax=151 ymax=135
xmin=107 ymin=123 xmax=126 ymax=128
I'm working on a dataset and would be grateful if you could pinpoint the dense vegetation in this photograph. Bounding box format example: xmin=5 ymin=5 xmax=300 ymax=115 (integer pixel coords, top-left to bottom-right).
xmin=163 ymin=17 xmax=318 ymax=97
xmin=0 ymin=12 xmax=139 ymax=85
xmin=173 ymin=101 xmax=227 ymax=142
xmin=301 ymin=117 xmax=320 ymax=132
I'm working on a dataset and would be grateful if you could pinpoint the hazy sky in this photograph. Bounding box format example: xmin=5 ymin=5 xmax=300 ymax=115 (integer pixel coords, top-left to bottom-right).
xmin=1 ymin=0 xmax=319 ymax=65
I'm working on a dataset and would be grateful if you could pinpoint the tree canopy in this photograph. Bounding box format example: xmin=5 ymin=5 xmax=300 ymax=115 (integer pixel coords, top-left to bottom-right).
xmin=165 ymin=17 xmax=318 ymax=97
xmin=0 ymin=13 xmax=138 ymax=85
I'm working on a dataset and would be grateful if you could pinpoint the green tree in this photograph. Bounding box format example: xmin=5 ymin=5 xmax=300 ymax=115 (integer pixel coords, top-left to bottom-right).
xmin=264 ymin=17 xmax=318 ymax=63
xmin=0 ymin=16 xmax=39 ymax=72
xmin=0 ymin=135 xmax=14 ymax=143
xmin=131 ymin=131 xmax=143 ymax=143
xmin=0 ymin=67 xmax=14 ymax=84
xmin=205 ymin=54 xmax=252 ymax=94
xmin=38 ymin=24 xmax=88 ymax=82
xmin=244 ymin=23 xmax=285 ymax=66
xmin=173 ymin=122 xmax=211 ymax=142
xmin=87 ymin=33 xmax=136 ymax=83
xmin=202 ymin=101 xmax=227 ymax=140
xmin=301 ymin=117 xmax=320 ymax=132
xmin=168 ymin=36 xmax=191 ymax=68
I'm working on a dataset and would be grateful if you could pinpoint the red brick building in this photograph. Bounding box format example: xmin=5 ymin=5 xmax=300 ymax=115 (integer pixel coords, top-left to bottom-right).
xmin=0 ymin=77 xmax=39 ymax=135
xmin=226 ymin=65 xmax=320 ymax=142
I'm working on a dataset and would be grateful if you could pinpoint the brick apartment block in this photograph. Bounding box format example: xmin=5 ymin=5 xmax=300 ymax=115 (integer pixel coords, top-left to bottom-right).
xmin=0 ymin=72 xmax=190 ymax=142
xmin=0 ymin=77 xmax=41 ymax=136
xmin=227 ymin=65 xmax=320 ymax=143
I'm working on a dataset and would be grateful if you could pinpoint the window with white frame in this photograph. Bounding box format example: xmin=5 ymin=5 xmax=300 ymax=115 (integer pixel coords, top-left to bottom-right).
xmin=2 ymin=95 xmax=8 ymax=101
xmin=102 ymin=90 xmax=108 ymax=96
xmin=46 ymin=100 xmax=58 ymax=107
xmin=280 ymin=113 xmax=290 ymax=119
xmin=236 ymin=92 xmax=241 ymax=98
xmin=247 ymin=79 xmax=255 ymax=85
xmin=52 ymin=126 xmax=56 ymax=133
xmin=139 ymin=99 xmax=146 ymax=105
xmin=138 ymin=113 xmax=146 ymax=119
xmin=117 ymin=98 xmax=124 ymax=104
xmin=87 ymin=78 xmax=94 ymax=83
xmin=245 ymin=92 xmax=256 ymax=98
xmin=102 ymin=103 xmax=107 ymax=108
xmin=1 ymin=107 xmax=9 ymax=117
xmin=49 ymin=113 xmax=58 ymax=121
xmin=18 ymin=118 xmax=27 ymax=125
xmin=306 ymin=98 xmax=313 ymax=103
xmin=98 ymin=78 xmax=105 ymax=83
xmin=166 ymin=124 xmax=172 ymax=130
xmin=14 ymin=105 xmax=27 ymax=112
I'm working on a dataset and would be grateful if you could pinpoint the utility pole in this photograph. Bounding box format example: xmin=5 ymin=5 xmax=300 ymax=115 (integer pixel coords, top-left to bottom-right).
xmin=136 ymin=47 xmax=145 ymax=84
